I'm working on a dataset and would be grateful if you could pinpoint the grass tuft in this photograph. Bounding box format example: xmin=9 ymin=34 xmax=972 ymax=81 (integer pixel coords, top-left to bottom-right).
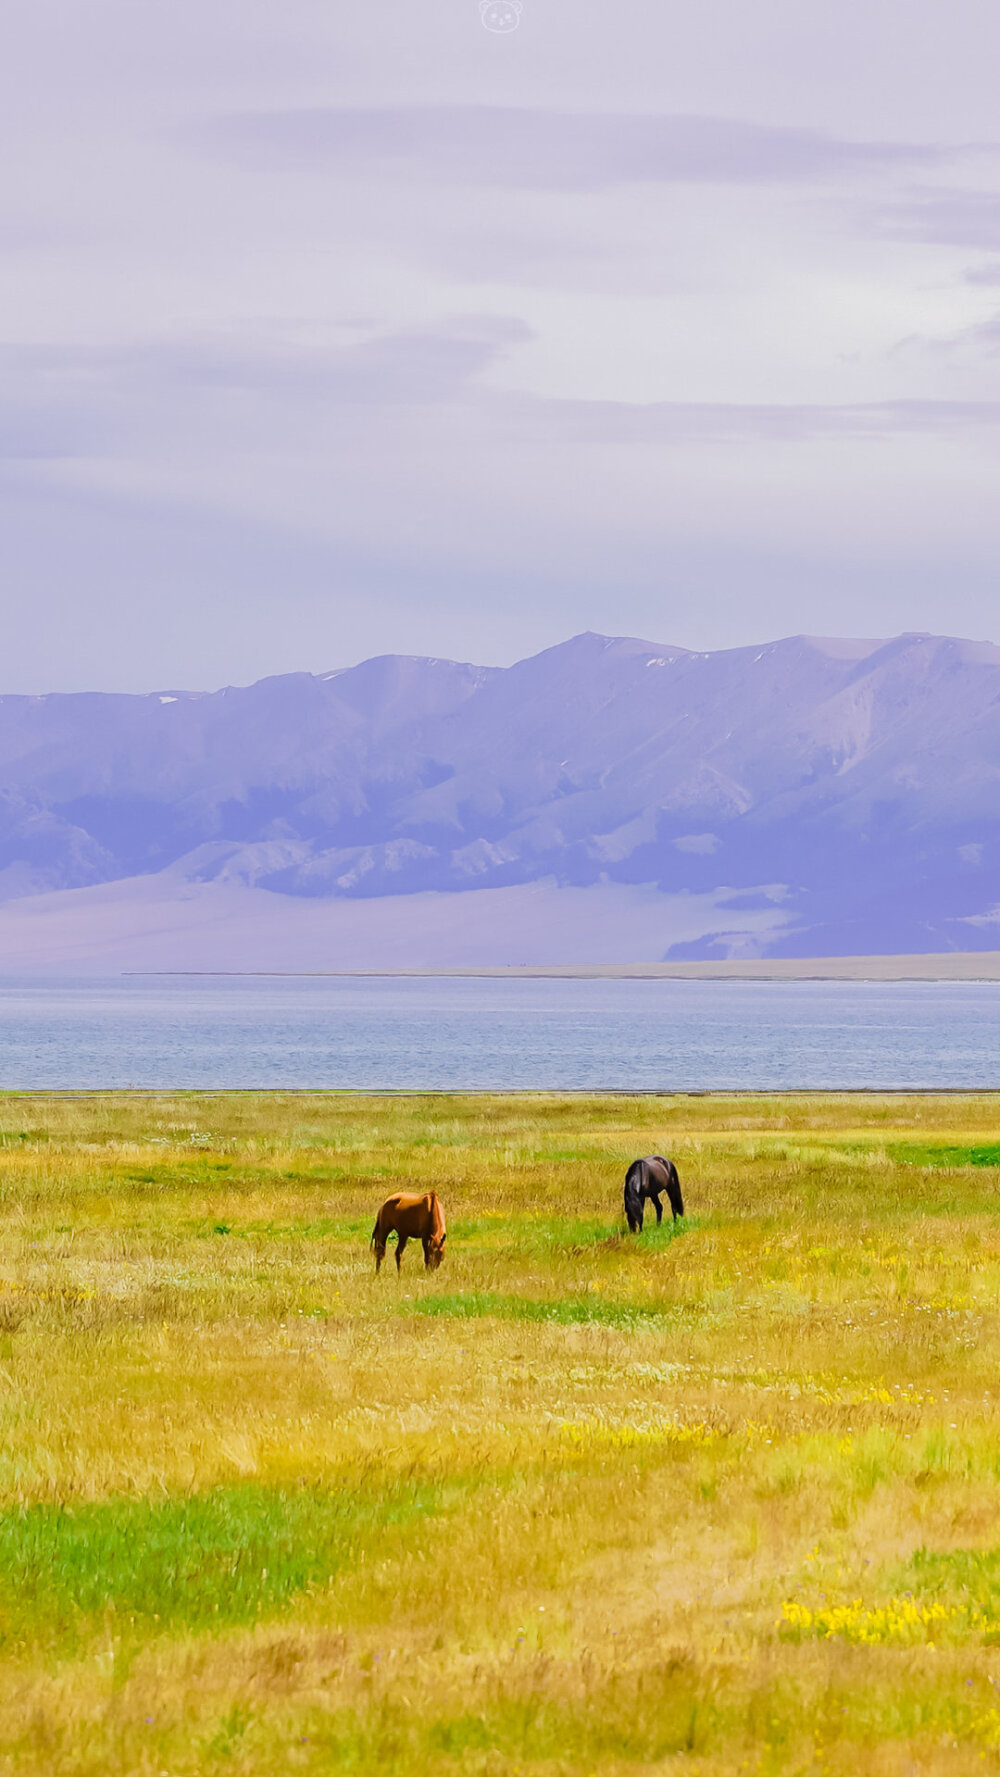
xmin=0 ymin=1481 xmax=444 ymax=1649
xmin=0 ymin=1088 xmax=1000 ymax=1773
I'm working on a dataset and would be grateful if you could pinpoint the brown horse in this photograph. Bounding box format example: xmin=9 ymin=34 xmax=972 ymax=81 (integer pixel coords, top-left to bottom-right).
xmin=371 ymin=1191 xmax=447 ymax=1273
xmin=623 ymin=1155 xmax=684 ymax=1233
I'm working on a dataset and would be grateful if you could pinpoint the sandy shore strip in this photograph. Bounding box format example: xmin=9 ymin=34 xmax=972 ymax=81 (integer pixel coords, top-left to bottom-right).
xmin=142 ymin=952 xmax=1000 ymax=982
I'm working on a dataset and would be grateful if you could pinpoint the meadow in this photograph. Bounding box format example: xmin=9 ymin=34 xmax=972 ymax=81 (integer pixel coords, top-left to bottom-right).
xmin=3 ymin=1092 xmax=1000 ymax=1773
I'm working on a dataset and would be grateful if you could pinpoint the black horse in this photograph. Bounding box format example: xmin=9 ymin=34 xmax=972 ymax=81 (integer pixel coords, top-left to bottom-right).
xmin=623 ymin=1155 xmax=684 ymax=1232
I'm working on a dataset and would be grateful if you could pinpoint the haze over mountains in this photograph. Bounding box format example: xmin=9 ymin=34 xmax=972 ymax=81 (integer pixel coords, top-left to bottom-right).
xmin=2 ymin=630 xmax=999 ymax=970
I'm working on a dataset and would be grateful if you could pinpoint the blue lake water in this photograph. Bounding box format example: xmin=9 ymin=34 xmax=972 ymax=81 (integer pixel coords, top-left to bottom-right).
xmin=0 ymin=976 xmax=998 ymax=1091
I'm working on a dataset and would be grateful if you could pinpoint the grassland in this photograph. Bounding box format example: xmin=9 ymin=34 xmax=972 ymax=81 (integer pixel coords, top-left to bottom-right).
xmin=3 ymin=1093 xmax=1000 ymax=1773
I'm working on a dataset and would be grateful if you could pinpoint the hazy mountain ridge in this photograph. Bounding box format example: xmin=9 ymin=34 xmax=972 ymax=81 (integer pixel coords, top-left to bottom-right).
xmin=2 ymin=629 xmax=1000 ymax=958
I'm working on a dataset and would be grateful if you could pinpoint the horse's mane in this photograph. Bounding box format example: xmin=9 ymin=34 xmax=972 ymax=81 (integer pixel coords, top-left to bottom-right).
xmin=428 ymin=1192 xmax=446 ymax=1241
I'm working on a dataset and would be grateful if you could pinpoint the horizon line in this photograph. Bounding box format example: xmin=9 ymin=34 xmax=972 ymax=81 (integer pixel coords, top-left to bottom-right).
xmin=5 ymin=626 xmax=1000 ymax=703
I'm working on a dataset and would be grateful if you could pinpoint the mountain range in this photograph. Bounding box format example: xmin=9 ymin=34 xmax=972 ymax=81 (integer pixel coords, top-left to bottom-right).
xmin=2 ymin=629 xmax=1000 ymax=968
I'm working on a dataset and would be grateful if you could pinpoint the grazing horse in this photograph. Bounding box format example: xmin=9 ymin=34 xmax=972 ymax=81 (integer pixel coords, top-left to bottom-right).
xmin=371 ymin=1191 xmax=447 ymax=1274
xmin=623 ymin=1155 xmax=684 ymax=1233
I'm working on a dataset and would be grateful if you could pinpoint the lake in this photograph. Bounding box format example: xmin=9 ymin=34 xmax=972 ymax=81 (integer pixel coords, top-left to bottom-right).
xmin=0 ymin=976 xmax=998 ymax=1091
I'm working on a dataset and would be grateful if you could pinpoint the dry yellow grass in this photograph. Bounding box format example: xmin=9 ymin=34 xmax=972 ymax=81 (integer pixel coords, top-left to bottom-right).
xmin=2 ymin=1091 xmax=1000 ymax=1773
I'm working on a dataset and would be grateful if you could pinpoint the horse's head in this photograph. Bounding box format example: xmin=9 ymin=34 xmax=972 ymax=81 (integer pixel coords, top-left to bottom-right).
xmin=427 ymin=1232 xmax=446 ymax=1270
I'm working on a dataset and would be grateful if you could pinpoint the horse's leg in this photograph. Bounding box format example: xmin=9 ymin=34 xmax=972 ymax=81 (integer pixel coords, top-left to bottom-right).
xmin=395 ymin=1234 xmax=408 ymax=1273
xmin=422 ymin=1235 xmax=432 ymax=1268
xmin=652 ymin=1192 xmax=663 ymax=1225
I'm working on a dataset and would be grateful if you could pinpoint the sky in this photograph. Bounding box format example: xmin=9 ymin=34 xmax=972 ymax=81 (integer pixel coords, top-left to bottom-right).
xmin=4 ymin=0 xmax=1000 ymax=691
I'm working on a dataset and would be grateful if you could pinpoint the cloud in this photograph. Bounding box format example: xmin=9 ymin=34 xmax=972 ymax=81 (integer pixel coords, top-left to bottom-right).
xmin=497 ymin=393 xmax=1000 ymax=446
xmin=146 ymin=318 xmax=533 ymax=404
xmin=0 ymin=319 xmax=535 ymax=463
xmin=3 ymin=1 xmax=1000 ymax=691
xmin=211 ymin=105 xmax=947 ymax=193
xmin=889 ymin=302 xmax=1000 ymax=367
xmin=8 ymin=324 xmax=1000 ymax=477
xmin=933 ymin=313 xmax=1000 ymax=358
xmin=881 ymin=188 xmax=1000 ymax=249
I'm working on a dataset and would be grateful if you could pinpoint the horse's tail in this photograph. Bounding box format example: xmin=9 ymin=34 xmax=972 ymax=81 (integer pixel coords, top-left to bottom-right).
xmin=663 ymin=1159 xmax=684 ymax=1218
xmin=370 ymin=1213 xmax=380 ymax=1249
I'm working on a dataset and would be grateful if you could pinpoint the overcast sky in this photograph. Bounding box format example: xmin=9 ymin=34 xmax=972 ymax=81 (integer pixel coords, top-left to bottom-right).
xmin=4 ymin=0 xmax=1000 ymax=691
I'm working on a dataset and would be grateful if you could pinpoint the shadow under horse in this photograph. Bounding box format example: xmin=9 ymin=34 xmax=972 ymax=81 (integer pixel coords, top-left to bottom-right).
xmin=623 ymin=1155 xmax=684 ymax=1232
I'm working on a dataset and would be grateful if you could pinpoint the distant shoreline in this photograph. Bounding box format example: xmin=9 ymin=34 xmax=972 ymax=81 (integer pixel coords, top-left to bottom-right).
xmin=128 ymin=952 xmax=1000 ymax=982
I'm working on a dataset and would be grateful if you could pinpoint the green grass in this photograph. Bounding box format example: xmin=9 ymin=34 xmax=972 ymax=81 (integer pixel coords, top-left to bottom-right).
xmin=3 ymin=1090 xmax=1000 ymax=1773
xmin=902 ymin=1544 xmax=1000 ymax=1619
xmin=0 ymin=1480 xmax=444 ymax=1650
xmin=888 ymin=1141 xmax=1000 ymax=1169
xmin=405 ymin=1288 xmax=674 ymax=1330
